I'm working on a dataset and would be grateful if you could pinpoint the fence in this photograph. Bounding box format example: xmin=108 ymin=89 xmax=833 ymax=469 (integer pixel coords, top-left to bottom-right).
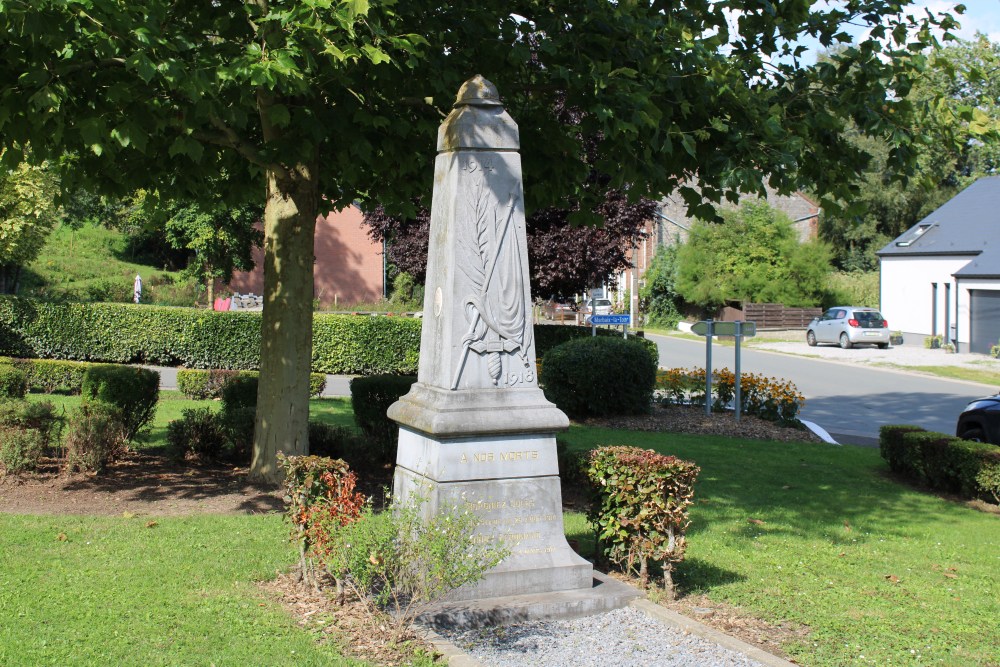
xmin=718 ymin=303 xmax=822 ymax=330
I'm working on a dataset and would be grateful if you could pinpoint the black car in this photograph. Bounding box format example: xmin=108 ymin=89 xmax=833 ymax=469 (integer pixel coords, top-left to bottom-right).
xmin=956 ymin=393 xmax=1000 ymax=444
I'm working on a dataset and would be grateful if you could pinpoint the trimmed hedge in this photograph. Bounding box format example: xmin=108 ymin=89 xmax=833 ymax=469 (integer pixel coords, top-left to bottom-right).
xmin=0 ymin=298 xmax=656 ymax=377
xmin=586 ymin=445 xmax=700 ymax=596
xmin=0 ymin=298 xmax=420 ymax=374
xmin=0 ymin=363 xmax=28 ymax=398
xmin=540 ymin=336 xmax=657 ymax=419
xmin=880 ymin=424 xmax=1000 ymax=502
xmin=17 ymin=358 xmax=90 ymax=394
xmin=176 ymin=368 xmax=327 ymax=399
xmin=349 ymin=374 xmax=415 ymax=472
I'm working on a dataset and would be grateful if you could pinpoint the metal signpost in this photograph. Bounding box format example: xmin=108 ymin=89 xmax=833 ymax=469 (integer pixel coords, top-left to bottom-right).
xmin=590 ymin=314 xmax=631 ymax=338
xmin=690 ymin=320 xmax=757 ymax=419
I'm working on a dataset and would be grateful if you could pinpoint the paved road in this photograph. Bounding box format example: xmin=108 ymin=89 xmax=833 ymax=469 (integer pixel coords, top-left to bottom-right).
xmin=645 ymin=332 xmax=995 ymax=445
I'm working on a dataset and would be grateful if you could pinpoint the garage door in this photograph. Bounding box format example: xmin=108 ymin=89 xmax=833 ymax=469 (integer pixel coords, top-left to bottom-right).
xmin=970 ymin=290 xmax=1000 ymax=355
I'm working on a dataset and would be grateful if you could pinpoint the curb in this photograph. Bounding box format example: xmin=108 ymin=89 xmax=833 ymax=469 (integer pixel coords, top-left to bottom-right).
xmin=417 ymin=627 xmax=486 ymax=667
xmin=629 ymin=599 xmax=799 ymax=667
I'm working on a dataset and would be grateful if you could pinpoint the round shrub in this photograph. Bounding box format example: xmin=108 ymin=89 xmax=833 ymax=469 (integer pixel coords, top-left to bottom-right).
xmin=307 ymin=422 xmax=359 ymax=459
xmin=167 ymin=407 xmax=228 ymax=461
xmin=0 ymin=428 xmax=46 ymax=474
xmin=540 ymin=337 xmax=657 ymax=419
xmin=64 ymin=401 xmax=129 ymax=473
xmin=221 ymin=375 xmax=258 ymax=411
xmin=0 ymin=364 xmax=28 ymax=399
xmin=81 ymin=365 xmax=159 ymax=441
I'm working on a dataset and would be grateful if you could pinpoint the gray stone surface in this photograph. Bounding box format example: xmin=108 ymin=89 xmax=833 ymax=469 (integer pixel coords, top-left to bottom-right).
xmin=417 ymin=571 xmax=642 ymax=630
xmin=388 ymin=75 xmax=592 ymax=602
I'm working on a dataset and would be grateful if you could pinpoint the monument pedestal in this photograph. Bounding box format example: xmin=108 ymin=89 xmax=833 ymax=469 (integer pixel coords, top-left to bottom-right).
xmin=393 ymin=423 xmax=591 ymax=601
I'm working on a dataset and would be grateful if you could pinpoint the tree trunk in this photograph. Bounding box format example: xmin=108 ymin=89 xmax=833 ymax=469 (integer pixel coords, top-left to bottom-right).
xmin=249 ymin=165 xmax=318 ymax=483
xmin=205 ymin=263 xmax=215 ymax=307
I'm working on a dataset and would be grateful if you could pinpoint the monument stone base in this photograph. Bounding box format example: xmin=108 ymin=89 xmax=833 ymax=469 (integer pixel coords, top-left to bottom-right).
xmin=393 ymin=426 xmax=592 ymax=601
xmin=415 ymin=570 xmax=643 ymax=630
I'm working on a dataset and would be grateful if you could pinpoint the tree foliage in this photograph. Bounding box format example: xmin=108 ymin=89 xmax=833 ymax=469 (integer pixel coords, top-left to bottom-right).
xmin=676 ymin=202 xmax=832 ymax=308
xmin=640 ymin=243 xmax=684 ymax=328
xmin=163 ymin=200 xmax=264 ymax=303
xmin=0 ymin=160 xmax=60 ymax=294
xmin=821 ymin=34 xmax=1000 ymax=270
xmin=0 ymin=0 xmax=963 ymax=480
xmin=364 ymin=190 xmax=654 ymax=298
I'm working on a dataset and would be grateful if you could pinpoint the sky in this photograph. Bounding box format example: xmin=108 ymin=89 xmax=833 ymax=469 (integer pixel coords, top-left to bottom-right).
xmin=921 ymin=1 xmax=1000 ymax=43
xmin=797 ymin=1 xmax=1000 ymax=61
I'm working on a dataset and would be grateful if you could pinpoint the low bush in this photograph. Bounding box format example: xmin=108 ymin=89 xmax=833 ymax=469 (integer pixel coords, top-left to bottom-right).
xmin=586 ymin=445 xmax=700 ymax=598
xmin=534 ymin=324 xmax=658 ymax=365
xmin=176 ymin=369 xmax=241 ymax=400
xmin=655 ymin=367 xmax=805 ymax=425
xmin=0 ymin=398 xmax=62 ymax=445
xmin=556 ymin=438 xmax=589 ymax=490
xmin=63 ymin=401 xmax=129 ymax=473
xmin=349 ymin=375 xmax=415 ymax=471
xmin=309 ymin=373 xmax=327 ymax=398
xmin=176 ymin=369 xmax=326 ymax=400
xmin=0 ymin=363 xmax=28 ymax=399
xmin=308 ymin=422 xmax=359 ymax=460
xmin=0 ymin=399 xmax=62 ymax=474
xmin=540 ymin=337 xmax=656 ymax=419
xmin=278 ymin=453 xmax=507 ymax=637
xmin=880 ymin=425 xmax=1000 ymax=502
xmin=0 ymin=428 xmax=46 ymax=474
xmin=220 ymin=375 xmax=258 ymax=411
xmin=81 ymin=365 xmax=159 ymax=442
xmin=167 ymin=407 xmax=228 ymax=461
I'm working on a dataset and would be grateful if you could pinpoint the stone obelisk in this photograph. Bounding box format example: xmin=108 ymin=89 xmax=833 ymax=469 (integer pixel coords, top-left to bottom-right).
xmin=388 ymin=75 xmax=592 ymax=601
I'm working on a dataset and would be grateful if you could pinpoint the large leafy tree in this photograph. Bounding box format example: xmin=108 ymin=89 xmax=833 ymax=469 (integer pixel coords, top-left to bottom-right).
xmin=0 ymin=1 xmax=960 ymax=481
xmin=676 ymin=201 xmax=832 ymax=308
xmin=0 ymin=160 xmax=61 ymax=294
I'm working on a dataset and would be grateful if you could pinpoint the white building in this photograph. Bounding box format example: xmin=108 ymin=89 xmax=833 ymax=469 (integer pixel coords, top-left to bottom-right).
xmin=878 ymin=176 xmax=1000 ymax=354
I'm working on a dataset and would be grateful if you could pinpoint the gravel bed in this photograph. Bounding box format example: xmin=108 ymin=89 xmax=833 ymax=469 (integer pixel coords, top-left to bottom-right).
xmin=438 ymin=606 xmax=764 ymax=667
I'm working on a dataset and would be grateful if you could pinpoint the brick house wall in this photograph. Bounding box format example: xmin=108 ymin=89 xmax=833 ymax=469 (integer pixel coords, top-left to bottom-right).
xmin=224 ymin=205 xmax=384 ymax=310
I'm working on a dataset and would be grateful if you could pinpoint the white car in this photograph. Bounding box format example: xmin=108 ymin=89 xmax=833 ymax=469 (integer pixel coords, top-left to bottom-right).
xmin=806 ymin=307 xmax=891 ymax=349
xmin=583 ymin=298 xmax=613 ymax=323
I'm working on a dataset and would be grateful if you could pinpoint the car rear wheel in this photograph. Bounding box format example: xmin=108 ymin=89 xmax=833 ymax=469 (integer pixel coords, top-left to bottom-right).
xmin=806 ymin=330 xmax=817 ymax=347
xmin=960 ymin=427 xmax=985 ymax=442
xmin=877 ymin=343 xmax=888 ymax=349
xmin=839 ymin=333 xmax=852 ymax=349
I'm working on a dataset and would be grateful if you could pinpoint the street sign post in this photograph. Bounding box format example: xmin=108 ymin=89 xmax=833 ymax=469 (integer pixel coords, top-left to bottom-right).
xmin=590 ymin=314 xmax=631 ymax=325
xmin=590 ymin=313 xmax=631 ymax=339
xmin=691 ymin=320 xmax=757 ymax=419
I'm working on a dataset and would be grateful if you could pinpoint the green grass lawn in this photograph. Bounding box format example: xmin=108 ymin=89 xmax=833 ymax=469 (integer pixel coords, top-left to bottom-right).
xmin=0 ymin=513 xmax=376 ymax=666
xmin=8 ymin=393 xmax=999 ymax=665
xmin=562 ymin=427 xmax=1000 ymax=666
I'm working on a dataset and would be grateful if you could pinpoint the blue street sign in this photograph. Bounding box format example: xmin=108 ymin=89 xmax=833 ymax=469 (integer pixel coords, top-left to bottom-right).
xmin=590 ymin=314 xmax=631 ymax=325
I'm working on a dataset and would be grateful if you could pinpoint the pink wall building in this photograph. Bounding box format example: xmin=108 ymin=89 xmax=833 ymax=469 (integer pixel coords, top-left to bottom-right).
xmin=225 ymin=205 xmax=385 ymax=310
